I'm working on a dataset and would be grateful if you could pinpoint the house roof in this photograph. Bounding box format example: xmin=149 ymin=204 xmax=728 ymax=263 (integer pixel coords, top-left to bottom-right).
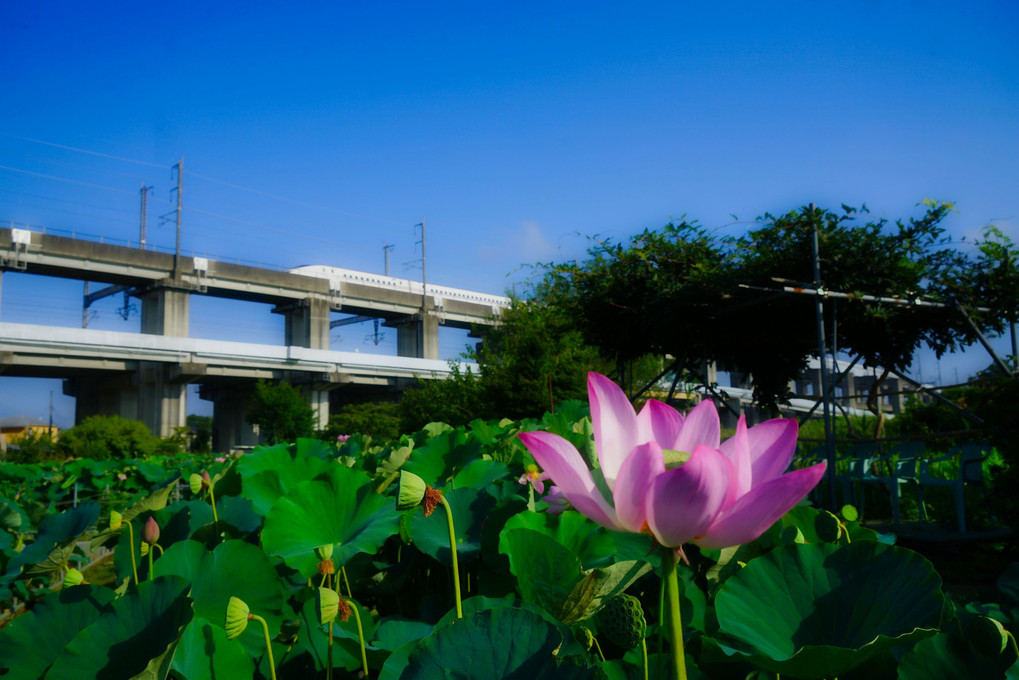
xmin=0 ymin=415 xmax=50 ymax=429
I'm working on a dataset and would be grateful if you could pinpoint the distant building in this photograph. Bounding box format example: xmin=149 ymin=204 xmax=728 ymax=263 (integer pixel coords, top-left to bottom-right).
xmin=0 ymin=415 xmax=59 ymax=454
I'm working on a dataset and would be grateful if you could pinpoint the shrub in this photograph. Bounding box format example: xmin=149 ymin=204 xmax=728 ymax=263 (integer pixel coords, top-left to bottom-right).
xmin=55 ymin=415 xmax=164 ymax=459
xmin=322 ymin=401 xmax=401 ymax=444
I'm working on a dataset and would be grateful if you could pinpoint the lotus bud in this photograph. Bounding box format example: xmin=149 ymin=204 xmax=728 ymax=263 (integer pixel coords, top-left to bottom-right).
xmin=314 ymin=544 xmax=334 ymax=561
xmin=109 ymin=510 xmax=122 ymax=531
xmin=971 ymin=615 xmax=1009 ymax=657
xmin=143 ymin=517 xmax=160 ymax=545
xmin=189 ymin=473 xmax=203 ymax=495
xmin=317 ymin=587 xmax=339 ymax=624
xmin=202 ymin=470 xmax=212 ymax=486
xmin=396 ymin=471 xmax=427 ymax=511
xmin=225 ymin=596 xmax=251 ymax=640
xmin=63 ymin=568 xmax=85 ymax=587
xmin=597 ymin=594 xmax=647 ymax=649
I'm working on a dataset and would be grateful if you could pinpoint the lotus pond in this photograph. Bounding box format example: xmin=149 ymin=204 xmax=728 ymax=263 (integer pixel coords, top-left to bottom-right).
xmin=1 ymin=388 xmax=1017 ymax=680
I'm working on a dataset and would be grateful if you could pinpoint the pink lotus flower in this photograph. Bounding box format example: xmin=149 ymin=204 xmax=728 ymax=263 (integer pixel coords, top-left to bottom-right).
xmin=336 ymin=434 xmax=351 ymax=443
xmin=517 ymin=464 xmax=551 ymax=494
xmin=517 ymin=373 xmax=826 ymax=550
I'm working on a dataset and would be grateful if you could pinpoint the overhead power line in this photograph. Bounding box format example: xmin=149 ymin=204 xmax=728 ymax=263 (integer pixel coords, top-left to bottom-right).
xmin=0 ymin=132 xmax=167 ymax=168
xmin=0 ymin=164 xmax=135 ymax=195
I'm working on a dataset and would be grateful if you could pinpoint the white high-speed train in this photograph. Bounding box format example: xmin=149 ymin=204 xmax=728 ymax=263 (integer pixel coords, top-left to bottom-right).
xmin=287 ymin=265 xmax=512 ymax=309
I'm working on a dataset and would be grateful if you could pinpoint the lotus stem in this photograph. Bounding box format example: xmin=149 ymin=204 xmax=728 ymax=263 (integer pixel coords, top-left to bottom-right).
xmin=439 ymin=495 xmax=463 ymax=619
xmin=641 ymin=637 xmax=649 ymax=680
xmin=250 ymin=613 xmax=277 ymax=680
xmin=658 ymin=570 xmax=665 ymax=680
xmin=147 ymin=544 xmax=153 ymax=582
xmin=661 ymin=546 xmax=688 ymax=680
xmin=338 ymin=567 xmax=369 ymax=679
xmin=327 ymin=620 xmax=333 ymax=680
xmin=591 ymin=636 xmax=606 ymax=663
xmin=126 ymin=521 xmax=139 ymax=585
xmin=209 ymin=486 xmax=219 ymax=523
xmin=349 ymin=599 xmax=369 ymax=679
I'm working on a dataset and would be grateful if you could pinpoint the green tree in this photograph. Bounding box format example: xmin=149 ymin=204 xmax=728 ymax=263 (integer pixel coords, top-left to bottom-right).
xmin=323 ymin=401 xmax=401 ymax=444
xmin=247 ymin=380 xmax=316 ymax=444
xmin=186 ymin=414 xmax=213 ymax=453
xmin=398 ymin=298 xmax=603 ymax=431
xmin=55 ymin=415 xmax=163 ymax=459
xmin=538 ymin=203 xmax=996 ymax=410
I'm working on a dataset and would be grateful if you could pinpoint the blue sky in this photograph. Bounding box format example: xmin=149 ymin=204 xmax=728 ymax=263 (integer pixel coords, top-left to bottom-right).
xmin=1 ymin=1 xmax=1017 ymax=427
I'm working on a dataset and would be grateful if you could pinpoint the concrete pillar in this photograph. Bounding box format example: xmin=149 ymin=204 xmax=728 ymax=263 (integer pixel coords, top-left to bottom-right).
xmin=137 ymin=284 xmax=190 ymax=437
xmin=204 ymin=384 xmax=261 ymax=453
xmin=390 ymin=313 xmax=440 ymax=360
xmin=273 ymin=297 xmax=333 ymax=427
xmin=276 ymin=297 xmax=330 ymax=350
xmin=65 ymin=374 xmax=140 ymax=424
xmin=140 ymin=287 xmax=190 ymax=336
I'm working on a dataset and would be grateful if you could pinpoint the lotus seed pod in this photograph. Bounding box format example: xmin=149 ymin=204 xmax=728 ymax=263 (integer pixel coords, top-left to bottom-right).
xmin=814 ymin=510 xmax=842 ymax=543
xmin=109 ymin=510 xmax=122 ymax=531
xmin=63 ymin=568 xmax=84 ymax=587
xmin=140 ymin=542 xmax=149 ymax=557
xmin=597 ymin=594 xmax=646 ymax=649
xmin=396 ymin=471 xmax=427 ymax=511
xmin=841 ymin=504 xmax=859 ymax=522
xmin=143 ymin=517 xmax=160 ymax=545
xmin=317 ymin=587 xmax=339 ymax=624
xmin=314 ymin=544 xmax=334 ymax=561
xmin=225 ymin=596 xmax=250 ymax=640
xmin=189 ymin=473 xmax=203 ymax=495
xmin=971 ymin=615 xmax=1008 ymax=657
xmin=779 ymin=525 xmax=805 ymax=545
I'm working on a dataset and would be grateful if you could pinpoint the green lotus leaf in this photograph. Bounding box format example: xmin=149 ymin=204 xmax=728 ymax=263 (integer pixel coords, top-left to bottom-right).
xmin=262 ymin=465 xmax=400 ymax=576
xmin=502 ymin=510 xmax=616 ymax=569
xmin=295 ymin=436 xmax=335 ymax=459
xmin=238 ymin=450 xmax=332 ymax=516
xmin=411 ymin=486 xmax=493 ymax=565
xmin=402 ymin=429 xmax=482 ymax=487
xmin=153 ymin=539 xmax=284 ymax=657
xmin=451 ymin=459 xmax=511 ymax=489
xmin=169 ymin=616 xmax=254 ymax=680
xmin=710 ymin=541 xmax=946 ymax=679
xmin=899 ymin=628 xmax=1019 ymax=679
xmin=399 ymin=607 xmax=597 ymax=679
xmin=0 ymin=585 xmax=116 ymax=679
xmin=373 ymin=618 xmax=435 ymax=652
xmin=4 ymin=501 xmax=99 ymax=582
xmin=44 ymin=575 xmax=193 ymax=680
xmin=500 ymin=528 xmax=650 ymax=626
xmin=0 ymin=495 xmax=26 ymax=532
xmin=119 ymin=479 xmax=177 ymax=523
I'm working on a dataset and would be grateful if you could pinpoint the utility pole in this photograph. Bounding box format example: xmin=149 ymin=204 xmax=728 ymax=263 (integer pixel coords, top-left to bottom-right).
xmin=415 ymin=219 xmax=427 ymax=312
xmin=809 ymin=204 xmax=837 ymax=509
xmin=383 ymin=242 xmax=394 ymax=276
xmin=139 ymin=184 xmax=152 ymax=250
xmin=173 ymin=157 xmax=183 ymax=276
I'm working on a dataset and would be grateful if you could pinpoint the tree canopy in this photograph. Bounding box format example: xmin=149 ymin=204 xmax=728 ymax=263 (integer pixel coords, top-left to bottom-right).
xmin=535 ymin=202 xmax=1016 ymax=409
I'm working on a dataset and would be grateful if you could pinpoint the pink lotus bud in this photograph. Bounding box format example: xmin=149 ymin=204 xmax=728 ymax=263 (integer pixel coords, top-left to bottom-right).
xmin=143 ymin=517 xmax=160 ymax=545
xmin=202 ymin=470 xmax=212 ymax=485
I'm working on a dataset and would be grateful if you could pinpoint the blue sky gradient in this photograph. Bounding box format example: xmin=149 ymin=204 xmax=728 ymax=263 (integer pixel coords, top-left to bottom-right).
xmin=2 ymin=1 xmax=1017 ymax=427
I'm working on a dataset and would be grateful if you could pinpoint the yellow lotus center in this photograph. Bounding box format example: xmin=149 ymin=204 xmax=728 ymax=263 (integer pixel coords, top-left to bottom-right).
xmin=662 ymin=449 xmax=692 ymax=469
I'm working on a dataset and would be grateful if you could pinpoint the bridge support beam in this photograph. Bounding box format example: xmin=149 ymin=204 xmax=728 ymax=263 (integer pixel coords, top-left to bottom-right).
xmin=389 ymin=313 xmax=440 ymax=360
xmin=137 ymin=283 xmax=190 ymax=436
xmin=275 ymin=297 xmax=331 ymax=350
